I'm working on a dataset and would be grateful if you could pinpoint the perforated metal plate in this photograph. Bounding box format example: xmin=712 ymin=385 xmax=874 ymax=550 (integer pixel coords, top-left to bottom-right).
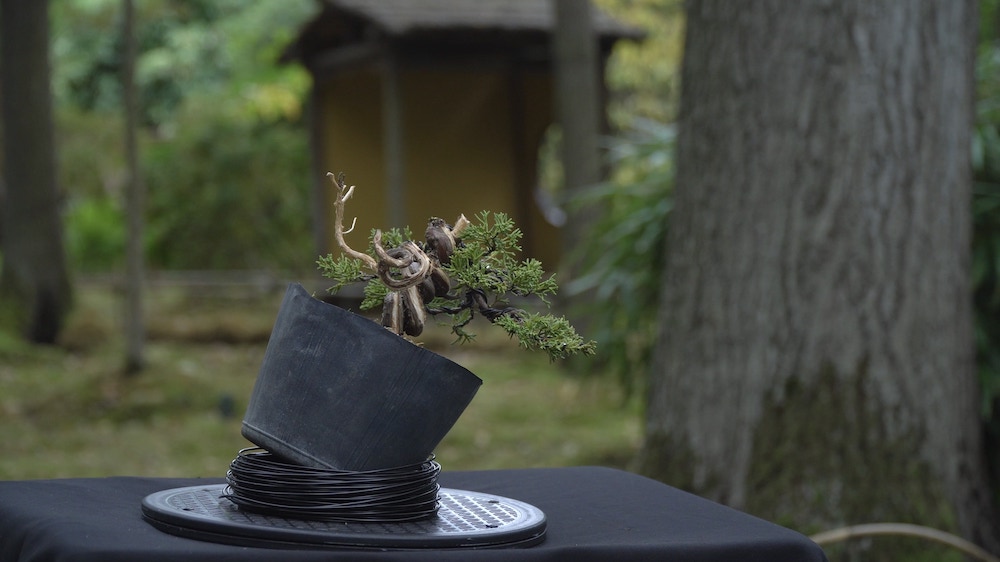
xmin=141 ymin=484 xmax=546 ymax=550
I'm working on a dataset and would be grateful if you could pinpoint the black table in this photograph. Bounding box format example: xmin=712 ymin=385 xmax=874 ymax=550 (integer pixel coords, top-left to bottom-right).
xmin=0 ymin=466 xmax=827 ymax=561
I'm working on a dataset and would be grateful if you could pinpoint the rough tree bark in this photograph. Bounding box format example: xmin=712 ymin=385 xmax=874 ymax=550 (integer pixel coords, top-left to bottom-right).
xmin=0 ymin=0 xmax=72 ymax=343
xmin=639 ymin=0 xmax=999 ymax=558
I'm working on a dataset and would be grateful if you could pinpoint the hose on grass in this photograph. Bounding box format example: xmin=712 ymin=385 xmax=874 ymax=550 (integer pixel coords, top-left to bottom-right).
xmin=810 ymin=522 xmax=1000 ymax=562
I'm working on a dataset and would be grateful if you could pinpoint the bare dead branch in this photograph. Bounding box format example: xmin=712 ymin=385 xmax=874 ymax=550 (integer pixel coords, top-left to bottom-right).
xmin=372 ymin=231 xmax=413 ymax=269
xmin=452 ymin=214 xmax=470 ymax=238
xmin=328 ymin=172 xmax=377 ymax=271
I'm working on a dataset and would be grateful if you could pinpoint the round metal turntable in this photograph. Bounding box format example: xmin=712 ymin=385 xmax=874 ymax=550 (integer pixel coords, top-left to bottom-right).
xmin=141 ymin=484 xmax=546 ymax=550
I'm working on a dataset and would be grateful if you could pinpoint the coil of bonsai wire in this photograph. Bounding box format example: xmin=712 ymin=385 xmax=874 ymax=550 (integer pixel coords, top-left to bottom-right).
xmin=222 ymin=447 xmax=442 ymax=522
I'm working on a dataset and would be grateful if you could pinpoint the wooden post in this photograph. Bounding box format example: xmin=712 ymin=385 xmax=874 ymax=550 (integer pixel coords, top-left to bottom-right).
xmin=307 ymin=84 xmax=329 ymax=257
xmin=381 ymin=52 xmax=406 ymax=228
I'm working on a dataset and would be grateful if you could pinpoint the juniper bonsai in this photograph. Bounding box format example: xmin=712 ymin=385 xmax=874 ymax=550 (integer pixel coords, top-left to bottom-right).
xmin=317 ymin=172 xmax=596 ymax=361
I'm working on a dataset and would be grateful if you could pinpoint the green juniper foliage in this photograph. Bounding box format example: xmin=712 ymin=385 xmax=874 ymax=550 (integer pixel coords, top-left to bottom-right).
xmin=317 ymin=211 xmax=595 ymax=361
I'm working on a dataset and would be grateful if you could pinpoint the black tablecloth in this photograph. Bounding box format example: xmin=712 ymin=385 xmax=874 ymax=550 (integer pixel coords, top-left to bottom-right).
xmin=0 ymin=466 xmax=827 ymax=561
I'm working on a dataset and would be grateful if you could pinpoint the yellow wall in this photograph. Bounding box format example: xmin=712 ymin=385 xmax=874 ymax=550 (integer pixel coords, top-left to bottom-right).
xmin=320 ymin=66 xmax=388 ymax=256
xmin=318 ymin=64 xmax=561 ymax=266
xmin=517 ymin=70 xmax=562 ymax=268
xmin=403 ymin=68 xmax=516 ymax=229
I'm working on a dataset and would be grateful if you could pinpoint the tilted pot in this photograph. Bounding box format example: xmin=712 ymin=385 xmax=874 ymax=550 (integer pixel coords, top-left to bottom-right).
xmin=241 ymin=283 xmax=482 ymax=471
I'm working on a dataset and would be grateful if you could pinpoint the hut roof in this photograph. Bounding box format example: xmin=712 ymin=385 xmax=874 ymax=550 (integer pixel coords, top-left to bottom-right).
xmin=326 ymin=0 xmax=641 ymax=36
xmin=283 ymin=0 xmax=643 ymax=65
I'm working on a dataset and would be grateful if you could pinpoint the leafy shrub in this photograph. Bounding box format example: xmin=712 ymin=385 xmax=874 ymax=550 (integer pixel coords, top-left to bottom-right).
xmin=143 ymin=99 xmax=312 ymax=271
xmin=55 ymin=108 xmax=128 ymax=272
xmin=567 ymin=119 xmax=675 ymax=394
xmin=65 ymin=196 xmax=126 ymax=272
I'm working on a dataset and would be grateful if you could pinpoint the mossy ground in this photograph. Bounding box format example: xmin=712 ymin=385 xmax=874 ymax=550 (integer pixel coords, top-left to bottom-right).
xmin=0 ymin=281 xmax=640 ymax=479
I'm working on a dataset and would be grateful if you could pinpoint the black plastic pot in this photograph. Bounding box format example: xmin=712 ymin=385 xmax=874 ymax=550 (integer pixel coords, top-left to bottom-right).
xmin=242 ymin=283 xmax=482 ymax=471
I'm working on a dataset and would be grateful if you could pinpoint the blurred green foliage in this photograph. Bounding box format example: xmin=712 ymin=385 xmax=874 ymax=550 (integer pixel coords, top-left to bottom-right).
xmin=595 ymin=0 xmax=685 ymax=129
xmin=51 ymin=0 xmax=313 ymax=129
xmin=567 ymin=120 xmax=674 ymax=395
xmin=558 ymin=0 xmax=683 ymax=394
xmin=974 ymin=0 xmax=1000 ymax=499
xmin=51 ymin=0 xmax=317 ymax=272
xmin=142 ymin=103 xmax=312 ymax=270
xmin=65 ymin=197 xmax=126 ymax=272
xmin=57 ymin=107 xmax=130 ymax=271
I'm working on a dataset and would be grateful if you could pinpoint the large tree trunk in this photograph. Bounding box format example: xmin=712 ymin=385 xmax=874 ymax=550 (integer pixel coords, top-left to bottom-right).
xmin=639 ymin=0 xmax=1000 ymax=558
xmin=0 ymin=0 xmax=72 ymax=343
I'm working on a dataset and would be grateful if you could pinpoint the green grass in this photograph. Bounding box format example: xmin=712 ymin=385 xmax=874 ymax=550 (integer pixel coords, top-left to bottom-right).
xmin=0 ymin=282 xmax=640 ymax=480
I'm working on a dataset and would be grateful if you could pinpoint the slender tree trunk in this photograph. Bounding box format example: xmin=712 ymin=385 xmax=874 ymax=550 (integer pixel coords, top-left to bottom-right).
xmin=122 ymin=0 xmax=145 ymax=373
xmin=639 ymin=0 xmax=1000 ymax=558
xmin=0 ymin=0 xmax=72 ymax=343
xmin=553 ymin=0 xmax=601 ymax=201
xmin=553 ymin=0 xmax=601 ymax=334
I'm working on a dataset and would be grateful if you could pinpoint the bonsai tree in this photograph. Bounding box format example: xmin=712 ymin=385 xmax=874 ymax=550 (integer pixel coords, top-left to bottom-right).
xmin=317 ymin=172 xmax=596 ymax=361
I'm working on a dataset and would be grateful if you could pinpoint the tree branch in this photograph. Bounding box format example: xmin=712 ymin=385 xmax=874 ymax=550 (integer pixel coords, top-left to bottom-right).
xmin=327 ymin=171 xmax=377 ymax=271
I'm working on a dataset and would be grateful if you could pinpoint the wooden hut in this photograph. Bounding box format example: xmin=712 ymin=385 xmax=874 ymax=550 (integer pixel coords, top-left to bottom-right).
xmin=282 ymin=0 xmax=641 ymax=266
